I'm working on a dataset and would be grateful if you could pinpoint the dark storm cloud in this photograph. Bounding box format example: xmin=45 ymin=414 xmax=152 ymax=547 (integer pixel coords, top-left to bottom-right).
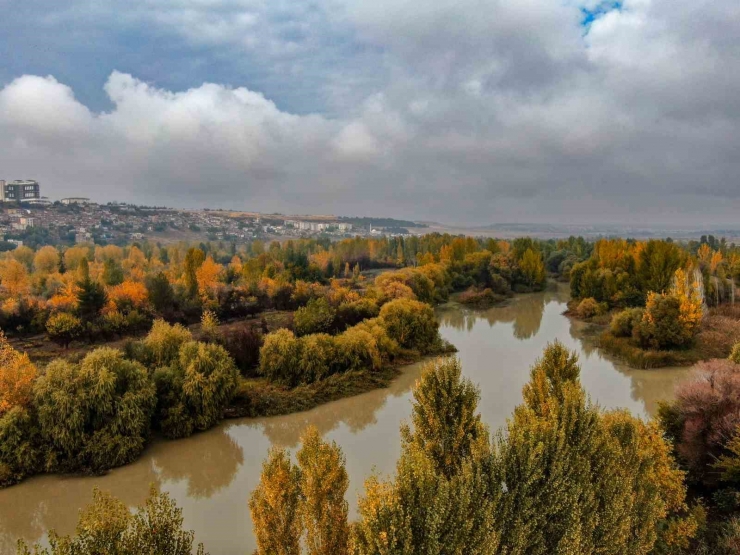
xmin=1 ymin=0 xmax=739 ymax=225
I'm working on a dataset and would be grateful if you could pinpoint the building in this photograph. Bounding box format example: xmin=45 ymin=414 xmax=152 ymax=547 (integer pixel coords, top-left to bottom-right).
xmin=2 ymin=180 xmax=41 ymax=202
xmin=61 ymin=197 xmax=91 ymax=205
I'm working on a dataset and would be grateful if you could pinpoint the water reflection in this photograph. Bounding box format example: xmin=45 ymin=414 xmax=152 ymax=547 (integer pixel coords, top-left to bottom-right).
xmin=0 ymin=283 xmax=693 ymax=555
xmin=153 ymin=427 xmax=244 ymax=498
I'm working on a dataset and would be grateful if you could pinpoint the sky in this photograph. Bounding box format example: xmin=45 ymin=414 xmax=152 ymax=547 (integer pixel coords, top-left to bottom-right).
xmin=1 ymin=0 xmax=739 ymax=226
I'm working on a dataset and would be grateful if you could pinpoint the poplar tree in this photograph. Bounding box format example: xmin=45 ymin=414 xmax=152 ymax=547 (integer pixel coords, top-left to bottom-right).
xmin=297 ymin=426 xmax=350 ymax=555
xmin=249 ymin=448 xmax=302 ymax=555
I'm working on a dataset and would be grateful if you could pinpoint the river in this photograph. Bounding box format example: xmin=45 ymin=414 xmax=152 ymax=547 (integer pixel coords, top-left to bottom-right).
xmin=0 ymin=283 xmax=693 ymax=554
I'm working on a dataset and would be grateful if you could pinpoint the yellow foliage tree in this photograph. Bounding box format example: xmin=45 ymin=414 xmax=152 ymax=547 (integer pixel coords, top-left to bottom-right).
xmin=670 ymin=267 xmax=705 ymax=338
xmin=196 ymin=257 xmax=223 ymax=300
xmin=0 ymin=332 xmax=37 ymax=414
xmin=107 ymin=279 xmax=149 ymax=312
xmin=0 ymin=259 xmax=30 ymax=296
xmin=33 ymin=246 xmax=60 ymax=274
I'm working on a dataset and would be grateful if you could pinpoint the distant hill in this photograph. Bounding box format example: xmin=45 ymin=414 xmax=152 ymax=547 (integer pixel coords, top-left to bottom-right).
xmin=338 ymin=216 xmax=427 ymax=229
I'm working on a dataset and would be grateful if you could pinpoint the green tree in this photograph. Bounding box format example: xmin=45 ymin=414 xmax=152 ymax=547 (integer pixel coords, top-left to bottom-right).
xmin=294 ymin=297 xmax=336 ymax=336
xmin=101 ymin=257 xmax=124 ymax=286
xmin=184 ymin=247 xmax=206 ymax=298
xmin=76 ymin=275 xmax=107 ymax=321
xmin=378 ymin=298 xmax=439 ymax=353
xmin=297 ymin=427 xmax=350 ymax=555
xmin=403 ymin=357 xmax=486 ymax=478
xmin=519 ymin=248 xmax=546 ymax=289
xmin=17 ymin=487 xmax=207 ymax=555
xmin=153 ymin=340 xmax=239 ymax=439
xmin=32 ymin=348 xmax=156 ymax=472
xmin=46 ymin=312 xmax=83 ymax=348
xmin=249 ymin=447 xmax=303 ymax=555
xmin=146 ymin=272 xmax=176 ymax=314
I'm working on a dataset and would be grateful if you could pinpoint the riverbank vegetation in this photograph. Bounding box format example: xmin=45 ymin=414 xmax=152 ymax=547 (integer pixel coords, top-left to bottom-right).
xmin=569 ymin=237 xmax=740 ymax=368
xmin=23 ymin=341 xmax=734 ymax=554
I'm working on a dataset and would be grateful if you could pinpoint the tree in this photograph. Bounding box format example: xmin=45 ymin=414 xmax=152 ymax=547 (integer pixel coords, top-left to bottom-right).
xmin=260 ymin=329 xmax=304 ymax=386
xmin=101 ymin=257 xmax=124 ymax=286
xmin=297 ymin=427 xmax=350 ymax=555
xmin=33 ymin=348 xmax=156 ymax=472
xmin=76 ymin=273 xmax=107 ymax=321
xmin=146 ymin=271 xmax=176 ymax=314
xmin=142 ymin=319 xmax=193 ymax=367
xmin=0 ymin=259 xmax=30 ymax=296
xmin=0 ymin=332 xmax=37 ymax=413
xmin=379 ymin=298 xmax=439 ymax=352
xmin=17 ymin=487 xmax=207 ymax=555
xmin=519 ymin=248 xmax=546 ymax=289
xmin=45 ymin=312 xmax=83 ymax=348
xmin=184 ymin=247 xmax=206 ymax=298
xmin=403 ymin=357 xmax=486 ymax=478
xmin=153 ymin=340 xmax=239 ymax=439
xmin=636 ymin=292 xmax=694 ymax=349
xmin=200 ymin=309 xmax=220 ymax=342
xmin=33 ymin=246 xmax=60 ymax=275
xmin=294 ymin=297 xmax=336 ymax=336
xmin=249 ymin=448 xmax=303 ymax=555
xmin=495 ymin=341 xmax=688 ymax=555
xmin=196 ymin=256 xmax=222 ymax=300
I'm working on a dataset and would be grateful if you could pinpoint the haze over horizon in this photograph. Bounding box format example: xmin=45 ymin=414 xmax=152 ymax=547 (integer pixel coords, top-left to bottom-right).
xmin=2 ymin=0 xmax=739 ymax=226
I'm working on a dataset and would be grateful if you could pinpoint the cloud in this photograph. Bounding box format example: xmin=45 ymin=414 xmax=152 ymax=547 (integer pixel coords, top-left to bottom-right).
xmin=1 ymin=0 xmax=739 ymax=225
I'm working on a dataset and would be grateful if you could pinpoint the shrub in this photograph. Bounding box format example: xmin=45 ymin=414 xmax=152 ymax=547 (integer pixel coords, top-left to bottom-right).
xmin=219 ymin=324 xmax=263 ymax=376
xmin=658 ymin=359 xmax=740 ymax=484
xmin=379 ymin=298 xmax=439 ymax=353
xmin=333 ymin=299 xmax=379 ymax=331
xmin=143 ymin=319 xmax=193 ymax=367
xmin=353 ymin=318 xmax=399 ymax=362
xmin=730 ymin=341 xmax=740 ymax=364
xmin=334 ymin=328 xmax=381 ymax=372
xmin=575 ymin=297 xmax=604 ymax=319
xmin=298 ymin=333 xmax=336 ymax=383
xmin=294 ymin=297 xmax=336 ymax=336
xmin=259 ymin=329 xmax=303 ymax=386
xmin=200 ymin=309 xmax=220 ymax=342
xmin=0 ymin=406 xmax=40 ymax=487
xmin=33 ymin=348 xmax=156 ymax=472
xmin=635 ymin=293 xmax=694 ymax=349
xmin=153 ymin=341 xmax=240 ymax=439
xmin=46 ymin=312 xmax=83 ymax=348
xmin=610 ymin=307 xmax=644 ymax=338
xmin=458 ymin=287 xmax=504 ymax=307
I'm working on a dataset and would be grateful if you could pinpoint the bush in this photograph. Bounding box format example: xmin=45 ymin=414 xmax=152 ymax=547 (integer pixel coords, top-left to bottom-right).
xmin=153 ymin=341 xmax=240 ymax=439
xmin=334 ymin=299 xmax=379 ymax=331
xmin=259 ymin=329 xmax=303 ymax=386
xmin=33 ymin=348 xmax=156 ymax=472
xmin=219 ymin=324 xmax=263 ymax=376
xmin=334 ymin=328 xmax=381 ymax=372
xmin=298 ymin=333 xmax=336 ymax=382
xmin=294 ymin=297 xmax=336 ymax=336
xmin=353 ymin=318 xmax=400 ymax=362
xmin=142 ymin=319 xmax=193 ymax=367
xmin=379 ymin=298 xmax=439 ymax=353
xmin=635 ymin=293 xmax=693 ymax=349
xmin=0 ymin=406 xmax=40 ymax=487
xmin=658 ymin=359 xmax=740 ymax=484
xmin=610 ymin=308 xmax=644 ymax=338
xmin=46 ymin=312 xmax=83 ymax=348
xmin=730 ymin=342 xmax=740 ymax=364
xmin=458 ymin=287 xmax=504 ymax=307
xmin=575 ymin=297 xmax=605 ymax=319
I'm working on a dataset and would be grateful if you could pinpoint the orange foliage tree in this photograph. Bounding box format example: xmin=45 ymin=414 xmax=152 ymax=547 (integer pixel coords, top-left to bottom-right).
xmin=0 ymin=332 xmax=37 ymax=413
xmin=107 ymin=279 xmax=149 ymax=312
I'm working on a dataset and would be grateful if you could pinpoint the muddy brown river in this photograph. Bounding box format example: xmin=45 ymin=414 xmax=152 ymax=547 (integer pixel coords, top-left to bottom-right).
xmin=0 ymin=284 xmax=693 ymax=554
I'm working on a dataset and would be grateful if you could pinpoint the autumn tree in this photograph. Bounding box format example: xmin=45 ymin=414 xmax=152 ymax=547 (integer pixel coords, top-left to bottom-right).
xmin=378 ymin=298 xmax=439 ymax=352
xmin=249 ymin=447 xmax=303 ymax=555
xmin=33 ymin=246 xmax=60 ymax=275
xmin=196 ymin=256 xmax=223 ymax=301
xmin=45 ymin=312 xmax=83 ymax=348
xmin=0 ymin=259 xmax=30 ymax=296
xmin=403 ymin=357 xmax=486 ymax=478
xmin=519 ymin=247 xmax=546 ymax=289
xmin=33 ymin=348 xmax=156 ymax=472
xmin=495 ymin=341 xmax=689 ymax=554
xmin=294 ymin=297 xmax=336 ymax=336
xmin=297 ymin=427 xmax=350 ymax=555
xmin=17 ymin=487 xmax=207 ymax=555
xmin=0 ymin=332 xmax=36 ymax=414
